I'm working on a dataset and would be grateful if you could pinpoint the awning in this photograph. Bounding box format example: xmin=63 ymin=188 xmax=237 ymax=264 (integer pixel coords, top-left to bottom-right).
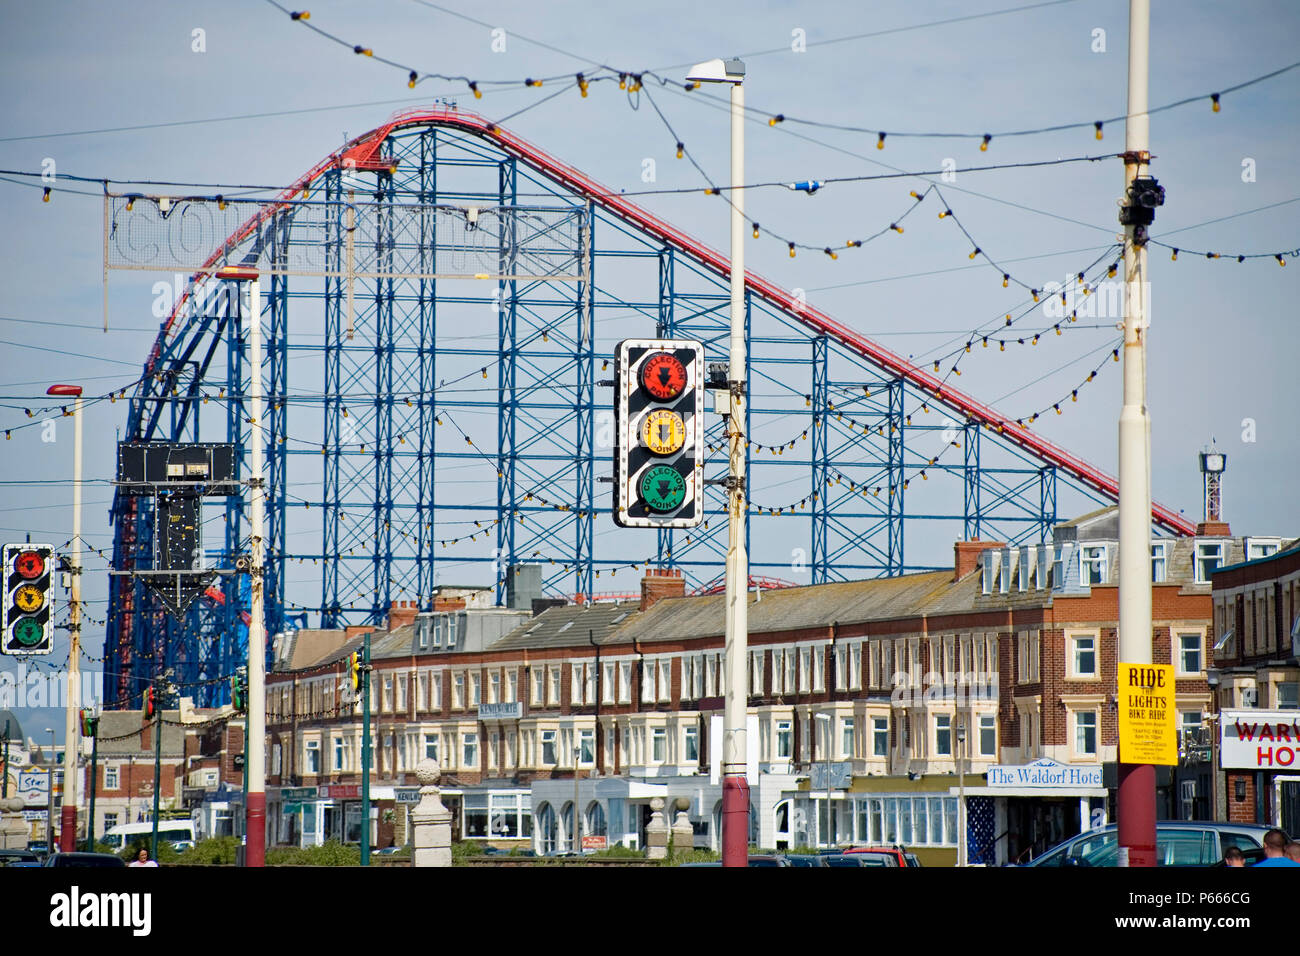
xmin=949 ymin=786 xmax=1108 ymax=798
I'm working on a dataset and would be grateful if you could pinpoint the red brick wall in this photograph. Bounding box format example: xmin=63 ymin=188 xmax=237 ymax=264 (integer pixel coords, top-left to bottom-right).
xmin=1226 ymin=773 xmax=1256 ymax=823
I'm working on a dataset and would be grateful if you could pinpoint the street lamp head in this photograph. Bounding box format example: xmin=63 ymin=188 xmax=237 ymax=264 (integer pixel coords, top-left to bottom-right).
xmin=685 ymin=57 xmax=745 ymax=84
xmin=46 ymin=384 xmax=82 ymax=398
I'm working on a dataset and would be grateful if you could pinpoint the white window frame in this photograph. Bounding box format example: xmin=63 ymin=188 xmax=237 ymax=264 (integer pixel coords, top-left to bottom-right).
xmin=1072 ymin=709 xmax=1099 ymax=758
xmin=506 ymin=669 xmax=518 ymax=704
xmin=841 ymin=716 xmax=855 ymax=758
xmin=641 ymin=662 xmax=656 ymax=704
xmin=602 ymin=662 xmax=616 ymax=704
xmin=775 ymin=719 xmax=792 ymax=759
xmin=1080 ymin=544 xmax=1108 ymax=586
xmin=1150 ymin=541 xmax=1169 ymax=584
xmin=872 ymin=717 xmax=889 ymax=757
xmin=934 ymin=714 xmax=952 ymax=757
xmin=619 ymin=662 xmax=632 ymax=703
xmin=571 ymin=664 xmax=584 ymax=705
xmin=813 ymin=646 xmax=825 ymax=692
xmin=541 ymin=730 xmax=557 ymax=765
xmin=651 ymin=727 xmax=666 ymax=763
xmin=548 ymin=666 xmax=561 ymax=706
xmin=462 ymin=732 xmax=478 ymax=768
xmin=488 ymin=670 xmax=500 ymax=705
xmin=658 ymin=660 xmax=672 ymax=703
xmin=530 ymin=668 xmax=543 ymax=706
xmin=1176 ymin=631 xmax=1205 ymax=677
xmin=423 ymin=733 xmax=439 ymax=762
xmin=1246 ymin=537 xmax=1282 ymax=561
xmin=104 ymin=764 xmax=119 ymax=790
xmin=1068 ymin=631 xmax=1098 ymax=679
xmin=1195 ymin=541 xmax=1227 ymax=583
xmin=452 ymin=672 xmax=465 ymax=710
xmin=431 ymin=672 xmax=442 ymax=710
xmin=751 ymin=650 xmax=764 ymax=696
xmin=578 ymin=728 xmax=595 ymax=765
xmin=585 ymin=665 xmax=597 ymax=705
xmin=470 ymin=672 xmax=481 ymax=707
xmin=333 ymin=735 xmax=345 ymax=771
xmin=304 ymin=739 xmax=321 ymax=775
xmin=684 ymin=725 xmax=699 ymax=762
xmin=978 ymin=714 xmax=997 ymax=756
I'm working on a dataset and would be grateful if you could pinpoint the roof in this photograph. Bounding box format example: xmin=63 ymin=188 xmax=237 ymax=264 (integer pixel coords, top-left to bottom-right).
xmin=0 ymin=710 xmax=22 ymax=743
xmin=96 ymin=711 xmax=187 ymax=758
xmin=491 ymin=601 xmax=642 ymax=651
xmin=617 ymin=571 xmax=958 ymax=646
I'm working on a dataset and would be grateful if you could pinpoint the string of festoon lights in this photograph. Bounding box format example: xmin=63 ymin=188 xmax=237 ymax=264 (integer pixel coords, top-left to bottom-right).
xmin=257 ymin=0 xmax=1299 ymax=155
xmin=715 ymin=243 xmax=1120 ymax=462
xmin=733 ymin=252 xmax=1126 ymax=514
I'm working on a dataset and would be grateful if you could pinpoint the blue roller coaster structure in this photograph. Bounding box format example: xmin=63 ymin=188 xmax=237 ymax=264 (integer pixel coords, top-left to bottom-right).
xmin=104 ymin=109 xmax=1193 ymax=708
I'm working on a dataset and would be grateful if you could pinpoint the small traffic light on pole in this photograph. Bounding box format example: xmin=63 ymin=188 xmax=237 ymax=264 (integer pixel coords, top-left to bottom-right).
xmin=349 ymin=650 xmax=362 ymax=693
xmin=142 ymin=685 xmax=155 ymax=720
xmin=613 ymin=339 xmax=705 ymax=528
xmin=231 ymin=672 xmax=247 ymax=712
xmin=2 ymin=543 xmax=55 ymax=656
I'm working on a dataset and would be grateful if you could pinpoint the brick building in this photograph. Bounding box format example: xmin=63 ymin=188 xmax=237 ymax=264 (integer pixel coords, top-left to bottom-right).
xmin=1210 ymin=538 xmax=1300 ymax=831
xmin=258 ymin=508 xmax=1274 ymax=864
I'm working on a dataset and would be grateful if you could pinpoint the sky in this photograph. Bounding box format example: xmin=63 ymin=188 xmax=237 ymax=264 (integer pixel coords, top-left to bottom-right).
xmin=0 ymin=0 xmax=1297 ymax=741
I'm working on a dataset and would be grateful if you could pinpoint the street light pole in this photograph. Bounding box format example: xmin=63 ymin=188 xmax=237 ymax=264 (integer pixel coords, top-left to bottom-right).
xmin=45 ymin=727 xmax=55 ymax=850
xmin=956 ymin=718 xmax=967 ymax=867
xmin=48 ymin=382 xmax=83 ymax=853
xmin=1116 ymin=0 xmax=1158 ymax=868
xmin=815 ymin=713 xmax=831 ymax=848
xmin=573 ymin=745 xmax=582 ymax=855
xmin=686 ymin=54 xmax=749 ymax=870
xmin=218 ymin=266 xmax=268 ymax=867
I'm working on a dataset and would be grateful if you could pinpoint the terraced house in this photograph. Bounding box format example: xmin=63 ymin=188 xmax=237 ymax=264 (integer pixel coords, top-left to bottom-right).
xmin=261 ymin=507 xmax=1274 ymax=864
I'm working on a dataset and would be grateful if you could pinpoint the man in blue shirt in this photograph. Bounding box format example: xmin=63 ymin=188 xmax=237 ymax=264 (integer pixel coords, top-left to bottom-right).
xmin=1252 ymin=828 xmax=1300 ymax=867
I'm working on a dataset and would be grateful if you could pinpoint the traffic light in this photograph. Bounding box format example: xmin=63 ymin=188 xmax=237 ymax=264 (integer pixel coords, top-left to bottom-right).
xmin=230 ymin=673 xmax=247 ymax=712
xmin=348 ymin=651 xmax=362 ymax=693
xmin=142 ymin=685 xmax=155 ymax=720
xmin=613 ymin=339 xmax=705 ymax=528
xmin=80 ymin=708 xmax=98 ymax=738
xmin=2 ymin=543 xmax=54 ymax=656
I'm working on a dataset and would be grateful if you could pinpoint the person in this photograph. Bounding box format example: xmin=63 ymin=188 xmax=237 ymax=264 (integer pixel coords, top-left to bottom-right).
xmin=1286 ymin=842 xmax=1300 ymax=864
xmin=127 ymin=847 xmax=159 ymax=868
xmin=1251 ymin=829 xmax=1300 ymax=867
xmin=1222 ymin=846 xmax=1246 ymax=867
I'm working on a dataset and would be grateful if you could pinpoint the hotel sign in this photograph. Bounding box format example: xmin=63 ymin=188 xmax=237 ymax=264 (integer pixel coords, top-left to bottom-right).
xmin=478 ymin=702 xmax=522 ymax=720
xmin=987 ymin=758 xmax=1103 ymax=788
xmin=1220 ymin=710 xmax=1300 ymax=769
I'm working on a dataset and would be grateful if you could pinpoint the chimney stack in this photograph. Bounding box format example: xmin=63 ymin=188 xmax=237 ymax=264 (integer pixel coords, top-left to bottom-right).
xmin=641 ymin=567 xmax=686 ymax=612
xmin=387 ymin=599 xmax=418 ymax=632
xmin=953 ymin=540 xmax=1005 ymax=582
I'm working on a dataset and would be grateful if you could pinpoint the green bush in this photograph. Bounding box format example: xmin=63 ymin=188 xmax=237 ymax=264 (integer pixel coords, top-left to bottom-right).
xmin=120 ymin=838 xmax=182 ymax=864
xmin=450 ymin=840 xmax=479 ymax=865
xmin=591 ymin=843 xmax=644 ymax=860
xmin=176 ymin=837 xmax=240 ymax=865
xmin=267 ymin=839 xmax=361 ymax=867
xmin=666 ymin=848 xmax=720 ymax=866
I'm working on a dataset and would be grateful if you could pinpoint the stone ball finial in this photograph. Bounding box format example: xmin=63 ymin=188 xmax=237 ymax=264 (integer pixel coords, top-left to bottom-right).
xmin=415 ymin=758 xmax=440 ymax=786
xmin=675 ymin=796 xmax=691 ymax=812
xmin=650 ymin=796 xmax=665 ymax=812
xmin=1 ymin=796 xmax=25 ymax=813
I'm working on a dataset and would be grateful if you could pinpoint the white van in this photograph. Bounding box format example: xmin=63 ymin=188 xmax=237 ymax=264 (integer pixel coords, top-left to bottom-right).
xmin=102 ymin=820 xmax=197 ymax=852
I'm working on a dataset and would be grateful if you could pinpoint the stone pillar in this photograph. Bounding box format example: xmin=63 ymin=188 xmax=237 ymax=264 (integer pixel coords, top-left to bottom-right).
xmin=645 ymin=796 xmax=669 ymax=860
xmin=410 ymin=759 xmax=452 ymax=867
xmin=0 ymin=797 xmax=28 ymax=850
xmin=670 ymin=797 xmax=694 ymax=855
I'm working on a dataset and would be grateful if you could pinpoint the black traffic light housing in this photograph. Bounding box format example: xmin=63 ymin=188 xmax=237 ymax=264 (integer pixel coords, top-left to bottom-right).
xmin=1119 ymin=176 xmax=1165 ymax=227
xmin=613 ymin=339 xmax=705 ymax=528
xmin=2 ymin=543 xmax=54 ymax=656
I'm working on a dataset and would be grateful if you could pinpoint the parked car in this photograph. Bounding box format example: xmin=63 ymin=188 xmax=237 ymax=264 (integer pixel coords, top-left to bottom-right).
xmin=0 ymin=849 xmax=40 ymax=867
xmin=784 ymin=854 xmax=827 ymax=868
xmin=43 ymin=852 xmax=126 ymax=868
xmin=822 ymin=852 xmax=894 ymax=867
xmin=1025 ymin=823 xmax=1278 ymax=867
xmin=746 ymin=854 xmax=791 ymax=867
xmin=843 ymin=846 xmax=911 ymax=867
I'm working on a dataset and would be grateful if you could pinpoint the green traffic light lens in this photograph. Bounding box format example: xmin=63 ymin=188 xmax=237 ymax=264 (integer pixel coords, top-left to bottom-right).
xmin=13 ymin=617 xmax=42 ymax=646
xmin=639 ymin=465 xmax=687 ymax=513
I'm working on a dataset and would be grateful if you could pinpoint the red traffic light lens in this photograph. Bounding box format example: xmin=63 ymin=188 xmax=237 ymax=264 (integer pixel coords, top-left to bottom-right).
xmin=640 ymin=353 xmax=687 ymax=400
xmin=14 ymin=550 xmax=44 ymax=579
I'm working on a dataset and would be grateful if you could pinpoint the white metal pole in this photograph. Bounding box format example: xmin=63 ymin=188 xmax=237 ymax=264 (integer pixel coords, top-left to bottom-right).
xmin=1116 ymin=0 xmax=1156 ymax=867
xmin=246 ymin=276 xmax=268 ymax=866
xmin=721 ymin=73 xmax=750 ymax=868
xmin=60 ymin=392 xmax=83 ymax=851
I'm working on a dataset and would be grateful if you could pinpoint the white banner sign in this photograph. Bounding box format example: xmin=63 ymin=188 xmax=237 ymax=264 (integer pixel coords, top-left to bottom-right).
xmin=1219 ymin=710 xmax=1300 ymax=769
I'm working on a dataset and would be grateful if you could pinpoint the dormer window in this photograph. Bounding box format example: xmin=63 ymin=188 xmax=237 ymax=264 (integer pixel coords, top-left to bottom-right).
xmin=1080 ymin=545 xmax=1108 ymax=586
xmin=1150 ymin=542 xmax=1168 ymax=583
xmin=1195 ymin=541 xmax=1226 ymax=583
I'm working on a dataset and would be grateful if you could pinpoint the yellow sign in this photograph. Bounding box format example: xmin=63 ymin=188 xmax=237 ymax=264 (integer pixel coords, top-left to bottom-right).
xmin=1118 ymin=661 xmax=1178 ymax=765
xmin=14 ymin=584 xmax=44 ymax=613
xmin=641 ymin=409 xmax=685 ymax=455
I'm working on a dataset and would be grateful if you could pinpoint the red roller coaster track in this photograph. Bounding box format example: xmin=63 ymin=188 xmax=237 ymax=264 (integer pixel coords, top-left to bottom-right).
xmin=156 ymin=107 xmax=1194 ymax=537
